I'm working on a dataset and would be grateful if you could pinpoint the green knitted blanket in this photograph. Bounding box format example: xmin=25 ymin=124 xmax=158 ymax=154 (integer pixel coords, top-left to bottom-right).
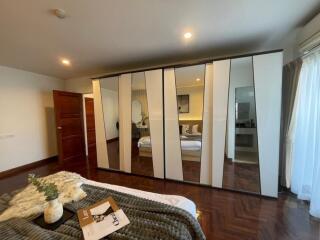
xmin=0 ymin=184 xmax=205 ymax=240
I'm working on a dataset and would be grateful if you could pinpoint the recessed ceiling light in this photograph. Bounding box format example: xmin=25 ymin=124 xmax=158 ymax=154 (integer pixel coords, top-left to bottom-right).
xmin=61 ymin=58 xmax=71 ymax=66
xmin=184 ymin=32 xmax=192 ymax=39
xmin=196 ymin=78 xmax=201 ymax=82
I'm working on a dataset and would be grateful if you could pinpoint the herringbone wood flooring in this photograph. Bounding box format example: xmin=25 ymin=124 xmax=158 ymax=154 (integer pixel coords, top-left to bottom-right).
xmin=0 ymin=159 xmax=319 ymax=240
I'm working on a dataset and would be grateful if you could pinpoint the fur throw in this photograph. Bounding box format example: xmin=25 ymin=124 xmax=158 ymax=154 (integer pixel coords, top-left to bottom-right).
xmin=0 ymin=171 xmax=87 ymax=222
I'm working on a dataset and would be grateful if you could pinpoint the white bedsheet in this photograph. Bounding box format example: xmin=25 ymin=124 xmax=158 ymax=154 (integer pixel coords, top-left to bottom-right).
xmin=84 ymin=179 xmax=197 ymax=218
xmin=138 ymin=136 xmax=201 ymax=151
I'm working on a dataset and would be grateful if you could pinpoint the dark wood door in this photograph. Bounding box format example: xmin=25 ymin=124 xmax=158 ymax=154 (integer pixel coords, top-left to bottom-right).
xmin=53 ymin=90 xmax=86 ymax=166
xmin=85 ymin=97 xmax=97 ymax=165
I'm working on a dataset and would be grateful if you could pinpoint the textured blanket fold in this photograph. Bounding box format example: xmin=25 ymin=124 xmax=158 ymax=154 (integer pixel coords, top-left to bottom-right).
xmin=0 ymin=184 xmax=205 ymax=240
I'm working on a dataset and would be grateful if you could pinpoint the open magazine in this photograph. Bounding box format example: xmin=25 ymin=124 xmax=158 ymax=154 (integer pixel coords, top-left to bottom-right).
xmin=77 ymin=197 xmax=130 ymax=240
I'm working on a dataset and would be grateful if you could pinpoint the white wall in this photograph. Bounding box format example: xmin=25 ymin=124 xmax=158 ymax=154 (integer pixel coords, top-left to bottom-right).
xmin=101 ymin=88 xmax=119 ymax=140
xmin=0 ymin=65 xmax=64 ymax=172
xmin=65 ymin=76 xmax=93 ymax=93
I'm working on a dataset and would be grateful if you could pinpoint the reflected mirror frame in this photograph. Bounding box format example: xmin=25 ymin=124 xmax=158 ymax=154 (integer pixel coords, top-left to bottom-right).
xmin=174 ymin=64 xmax=206 ymax=183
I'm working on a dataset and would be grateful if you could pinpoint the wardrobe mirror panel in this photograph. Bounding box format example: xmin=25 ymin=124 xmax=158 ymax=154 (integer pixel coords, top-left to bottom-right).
xmin=223 ymin=57 xmax=260 ymax=193
xmin=175 ymin=64 xmax=205 ymax=182
xmin=100 ymin=77 xmax=120 ymax=170
xmin=131 ymin=72 xmax=154 ymax=177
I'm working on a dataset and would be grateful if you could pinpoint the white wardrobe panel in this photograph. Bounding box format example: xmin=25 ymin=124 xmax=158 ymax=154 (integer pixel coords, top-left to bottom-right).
xmin=211 ymin=60 xmax=231 ymax=188
xmin=200 ymin=63 xmax=213 ymax=185
xmin=253 ymin=52 xmax=283 ymax=197
xmin=164 ymin=68 xmax=183 ymax=181
xmin=92 ymin=80 xmax=109 ymax=168
xmin=119 ymin=74 xmax=132 ymax=173
xmin=145 ymin=69 xmax=164 ymax=179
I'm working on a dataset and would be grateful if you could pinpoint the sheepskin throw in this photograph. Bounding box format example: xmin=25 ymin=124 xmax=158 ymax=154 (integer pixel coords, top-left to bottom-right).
xmin=0 ymin=171 xmax=87 ymax=222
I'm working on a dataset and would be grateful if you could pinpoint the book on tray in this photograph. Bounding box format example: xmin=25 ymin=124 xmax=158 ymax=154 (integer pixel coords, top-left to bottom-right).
xmin=77 ymin=197 xmax=130 ymax=240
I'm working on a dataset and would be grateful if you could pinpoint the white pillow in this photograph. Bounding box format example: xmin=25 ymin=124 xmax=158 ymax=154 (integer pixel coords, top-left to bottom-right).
xmin=191 ymin=124 xmax=198 ymax=134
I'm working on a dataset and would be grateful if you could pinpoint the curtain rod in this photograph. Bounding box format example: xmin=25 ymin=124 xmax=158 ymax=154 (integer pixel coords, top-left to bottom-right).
xmin=302 ymin=43 xmax=320 ymax=58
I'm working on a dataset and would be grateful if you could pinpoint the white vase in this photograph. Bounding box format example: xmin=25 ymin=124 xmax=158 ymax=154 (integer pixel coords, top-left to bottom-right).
xmin=44 ymin=198 xmax=63 ymax=224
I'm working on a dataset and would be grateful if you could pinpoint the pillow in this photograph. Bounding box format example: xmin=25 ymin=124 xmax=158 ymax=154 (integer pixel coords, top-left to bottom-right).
xmin=191 ymin=124 xmax=199 ymax=134
xmin=181 ymin=124 xmax=190 ymax=135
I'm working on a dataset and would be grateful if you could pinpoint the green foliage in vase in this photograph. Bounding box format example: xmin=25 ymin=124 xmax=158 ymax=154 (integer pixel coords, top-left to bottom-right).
xmin=28 ymin=174 xmax=59 ymax=201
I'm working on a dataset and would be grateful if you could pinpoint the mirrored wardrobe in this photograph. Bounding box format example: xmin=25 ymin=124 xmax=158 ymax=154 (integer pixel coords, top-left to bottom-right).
xmin=94 ymin=69 xmax=164 ymax=178
xmin=131 ymin=72 xmax=154 ymax=177
xmin=100 ymin=77 xmax=120 ymax=170
xmin=175 ymin=65 xmax=205 ymax=183
xmin=223 ymin=57 xmax=260 ymax=193
xmin=94 ymin=51 xmax=283 ymax=197
xmin=164 ymin=64 xmax=209 ymax=183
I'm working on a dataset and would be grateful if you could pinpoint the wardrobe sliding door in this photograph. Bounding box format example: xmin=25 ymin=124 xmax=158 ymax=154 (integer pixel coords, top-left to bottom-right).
xmin=222 ymin=57 xmax=261 ymax=194
xmin=131 ymin=70 xmax=164 ymax=178
xmin=253 ymin=52 xmax=282 ymax=197
xmin=94 ymin=77 xmax=120 ymax=170
xmin=165 ymin=64 xmax=211 ymax=183
xmin=95 ymin=70 xmax=164 ymax=178
xmin=213 ymin=52 xmax=282 ymax=197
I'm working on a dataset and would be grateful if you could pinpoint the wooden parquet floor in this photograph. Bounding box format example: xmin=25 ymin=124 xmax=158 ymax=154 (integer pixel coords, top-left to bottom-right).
xmin=0 ymin=159 xmax=319 ymax=240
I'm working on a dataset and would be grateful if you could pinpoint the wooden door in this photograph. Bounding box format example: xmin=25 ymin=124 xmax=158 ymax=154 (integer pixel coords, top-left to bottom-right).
xmin=53 ymin=90 xmax=86 ymax=166
xmin=85 ymin=97 xmax=97 ymax=165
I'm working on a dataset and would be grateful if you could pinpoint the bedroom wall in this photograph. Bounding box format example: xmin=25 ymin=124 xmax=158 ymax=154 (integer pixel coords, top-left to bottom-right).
xmin=0 ymin=65 xmax=65 ymax=172
xmin=65 ymin=76 xmax=93 ymax=93
xmin=177 ymin=86 xmax=204 ymax=121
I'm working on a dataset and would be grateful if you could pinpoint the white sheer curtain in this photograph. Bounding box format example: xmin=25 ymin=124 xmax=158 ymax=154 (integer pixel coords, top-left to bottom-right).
xmin=291 ymin=52 xmax=320 ymax=218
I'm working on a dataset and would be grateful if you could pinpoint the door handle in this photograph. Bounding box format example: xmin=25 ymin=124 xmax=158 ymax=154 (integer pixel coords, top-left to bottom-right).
xmin=57 ymin=126 xmax=62 ymax=130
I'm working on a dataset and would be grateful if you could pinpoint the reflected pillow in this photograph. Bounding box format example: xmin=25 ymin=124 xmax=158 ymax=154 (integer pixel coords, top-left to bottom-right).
xmin=181 ymin=124 xmax=190 ymax=135
xmin=191 ymin=124 xmax=202 ymax=135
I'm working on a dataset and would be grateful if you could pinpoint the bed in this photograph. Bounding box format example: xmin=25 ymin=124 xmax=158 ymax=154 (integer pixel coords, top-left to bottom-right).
xmin=84 ymin=178 xmax=197 ymax=217
xmin=0 ymin=171 xmax=204 ymax=239
xmin=138 ymin=135 xmax=202 ymax=161
xmin=138 ymin=120 xmax=203 ymax=162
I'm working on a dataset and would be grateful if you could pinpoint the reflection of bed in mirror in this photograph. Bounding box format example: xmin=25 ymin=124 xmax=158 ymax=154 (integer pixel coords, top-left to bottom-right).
xmin=136 ymin=120 xmax=202 ymax=162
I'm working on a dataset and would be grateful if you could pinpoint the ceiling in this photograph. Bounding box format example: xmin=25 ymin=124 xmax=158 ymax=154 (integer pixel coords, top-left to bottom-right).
xmin=0 ymin=0 xmax=320 ymax=79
